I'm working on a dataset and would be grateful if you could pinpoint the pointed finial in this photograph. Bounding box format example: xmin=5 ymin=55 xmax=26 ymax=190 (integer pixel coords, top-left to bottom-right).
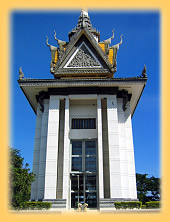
xmin=141 ymin=65 xmax=147 ymax=78
xmin=81 ymin=8 xmax=88 ymax=17
xmin=19 ymin=67 xmax=24 ymax=79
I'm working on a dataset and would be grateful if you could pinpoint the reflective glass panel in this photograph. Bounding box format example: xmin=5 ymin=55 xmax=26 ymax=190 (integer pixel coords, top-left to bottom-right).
xmin=85 ymin=156 xmax=96 ymax=172
xmin=71 ymin=192 xmax=85 ymax=208
xmin=71 ymin=193 xmax=78 ymax=208
xmin=85 ymin=141 xmax=96 ymax=155
xmin=85 ymin=175 xmax=96 ymax=190
xmin=85 ymin=192 xmax=97 ymax=208
xmin=71 ymin=175 xmax=84 ymax=191
xmin=72 ymin=141 xmax=82 ymax=155
xmin=72 ymin=157 xmax=82 ymax=171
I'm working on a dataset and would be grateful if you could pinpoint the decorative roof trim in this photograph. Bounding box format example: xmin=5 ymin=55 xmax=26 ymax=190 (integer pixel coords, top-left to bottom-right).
xmin=18 ymin=77 xmax=147 ymax=87
xmin=52 ymin=69 xmax=110 ymax=75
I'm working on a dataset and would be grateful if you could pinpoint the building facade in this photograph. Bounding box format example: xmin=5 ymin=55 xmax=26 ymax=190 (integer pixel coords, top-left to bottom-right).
xmin=18 ymin=10 xmax=147 ymax=210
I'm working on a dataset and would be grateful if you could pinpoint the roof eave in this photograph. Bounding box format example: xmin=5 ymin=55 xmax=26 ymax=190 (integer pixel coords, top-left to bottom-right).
xmin=18 ymin=77 xmax=147 ymax=116
xmin=131 ymin=81 xmax=147 ymax=118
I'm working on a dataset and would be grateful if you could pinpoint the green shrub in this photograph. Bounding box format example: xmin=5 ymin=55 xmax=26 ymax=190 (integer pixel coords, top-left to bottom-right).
xmin=21 ymin=201 xmax=52 ymax=210
xmin=114 ymin=201 xmax=142 ymax=209
xmin=141 ymin=205 xmax=146 ymax=209
xmin=145 ymin=201 xmax=160 ymax=209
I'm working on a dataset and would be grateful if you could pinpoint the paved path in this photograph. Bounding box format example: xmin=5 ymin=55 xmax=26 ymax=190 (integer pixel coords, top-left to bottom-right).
xmin=11 ymin=209 xmax=160 ymax=214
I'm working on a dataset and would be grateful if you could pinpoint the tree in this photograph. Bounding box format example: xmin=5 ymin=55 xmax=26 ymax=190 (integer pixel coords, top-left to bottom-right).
xmin=136 ymin=173 xmax=160 ymax=204
xmin=9 ymin=147 xmax=35 ymax=209
xmin=147 ymin=176 xmax=160 ymax=201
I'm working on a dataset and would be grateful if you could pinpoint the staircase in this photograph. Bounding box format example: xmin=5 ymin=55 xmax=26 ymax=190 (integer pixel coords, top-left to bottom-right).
xmin=43 ymin=199 xmax=66 ymax=209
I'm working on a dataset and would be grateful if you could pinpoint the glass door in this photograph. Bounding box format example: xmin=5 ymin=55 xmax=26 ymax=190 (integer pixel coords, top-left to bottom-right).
xmin=71 ymin=140 xmax=98 ymax=208
xmin=71 ymin=174 xmax=84 ymax=208
xmin=85 ymin=175 xmax=97 ymax=208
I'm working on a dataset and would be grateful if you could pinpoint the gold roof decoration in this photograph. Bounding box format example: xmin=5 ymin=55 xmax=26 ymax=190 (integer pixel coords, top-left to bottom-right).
xmin=46 ymin=10 xmax=123 ymax=79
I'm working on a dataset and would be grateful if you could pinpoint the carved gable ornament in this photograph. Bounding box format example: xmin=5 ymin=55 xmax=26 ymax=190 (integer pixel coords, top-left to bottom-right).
xmin=64 ymin=42 xmax=102 ymax=68
xmin=45 ymin=10 xmax=125 ymax=78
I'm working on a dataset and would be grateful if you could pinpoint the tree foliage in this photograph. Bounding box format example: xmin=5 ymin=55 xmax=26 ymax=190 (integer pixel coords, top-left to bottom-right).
xmin=136 ymin=173 xmax=160 ymax=204
xmin=9 ymin=147 xmax=35 ymax=209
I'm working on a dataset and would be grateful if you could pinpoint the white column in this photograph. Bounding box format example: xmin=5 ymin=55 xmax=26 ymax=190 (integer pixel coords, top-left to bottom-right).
xmin=62 ymin=98 xmax=70 ymax=209
xmin=97 ymin=97 xmax=104 ymax=199
xmin=117 ymin=98 xmax=130 ymax=198
xmin=37 ymin=100 xmax=49 ymax=200
xmin=125 ymin=102 xmax=137 ymax=199
xmin=44 ymin=96 xmax=60 ymax=200
xmin=107 ymin=95 xmax=122 ymax=198
xmin=31 ymin=104 xmax=42 ymax=200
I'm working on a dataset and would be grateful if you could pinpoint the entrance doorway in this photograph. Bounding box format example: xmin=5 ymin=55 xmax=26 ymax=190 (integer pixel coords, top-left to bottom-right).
xmin=70 ymin=140 xmax=98 ymax=208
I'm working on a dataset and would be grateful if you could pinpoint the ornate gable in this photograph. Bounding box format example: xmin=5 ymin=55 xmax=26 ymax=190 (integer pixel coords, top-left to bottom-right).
xmin=64 ymin=42 xmax=102 ymax=68
xmin=46 ymin=10 xmax=122 ymax=79
xmin=50 ymin=29 xmax=115 ymax=78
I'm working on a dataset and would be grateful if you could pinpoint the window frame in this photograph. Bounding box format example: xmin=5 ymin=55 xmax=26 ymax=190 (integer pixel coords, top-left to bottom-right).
xmin=71 ymin=140 xmax=97 ymax=173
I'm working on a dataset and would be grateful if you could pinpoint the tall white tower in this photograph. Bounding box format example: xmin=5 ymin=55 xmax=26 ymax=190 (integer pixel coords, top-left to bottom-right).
xmin=18 ymin=10 xmax=147 ymax=210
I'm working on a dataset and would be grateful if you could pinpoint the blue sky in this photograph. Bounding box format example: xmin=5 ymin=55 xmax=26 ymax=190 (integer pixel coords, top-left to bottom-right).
xmin=11 ymin=10 xmax=160 ymax=178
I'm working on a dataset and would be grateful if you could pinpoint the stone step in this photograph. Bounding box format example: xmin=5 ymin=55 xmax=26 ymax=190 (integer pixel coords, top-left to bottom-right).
xmin=43 ymin=199 xmax=66 ymax=208
xmin=51 ymin=205 xmax=66 ymax=208
xmin=99 ymin=199 xmax=115 ymax=208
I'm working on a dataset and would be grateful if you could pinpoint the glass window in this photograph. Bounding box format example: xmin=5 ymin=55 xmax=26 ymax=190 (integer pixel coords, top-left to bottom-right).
xmin=71 ymin=140 xmax=96 ymax=172
xmin=72 ymin=157 xmax=82 ymax=171
xmin=71 ymin=175 xmax=83 ymax=191
xmin=85 ymin=141 xmax=96 ymax=155
xmin=85 ymin=156 xmax=96 ymax=172
xmin=72 ymin=141 xmax=82 ymax=155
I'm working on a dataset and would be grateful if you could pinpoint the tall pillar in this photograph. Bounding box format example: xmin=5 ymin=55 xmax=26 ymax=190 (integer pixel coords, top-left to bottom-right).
xmin=117 ymin=98 xmax=130 ymax=198
xmin=97 ymin=97 xmax=104 ymax=199
xmin=62 ymin=97 xmax=70 ymax=209
xmin=107 ymin=95 xmax=122 ymax=198
xmin=37 ymin=100 xmax=49 ymax=200
xmin=125 ymin=102 xmax=137 ymax=199
xmin=31 ymin=103 xmax=42 ymax=200
xmin=44 ymin=96 xmax=60 ymax=200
